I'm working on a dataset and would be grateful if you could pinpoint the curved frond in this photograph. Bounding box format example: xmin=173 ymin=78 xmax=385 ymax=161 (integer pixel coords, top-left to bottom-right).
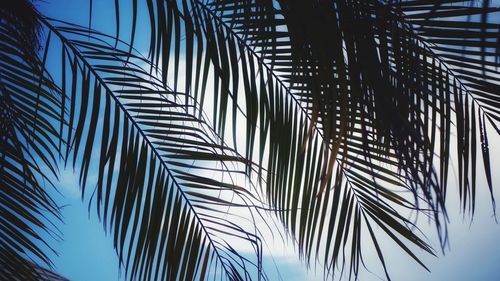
xmin=3 ymin=0 xmax=498 ymax=280
xmin=397 ymin=0 xmax=500 ymax=210
xmin=1 ymin=3 xmax=63 ymax=280
xmin=39 ymin=18 xmax=264 ymax=281
xmin=134 ymin=0 xmax=499 ymax=279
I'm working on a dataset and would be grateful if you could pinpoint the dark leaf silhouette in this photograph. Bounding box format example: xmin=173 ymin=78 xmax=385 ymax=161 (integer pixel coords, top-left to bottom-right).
xmin=0 ymin=0 xmax=499 ymax=280
xmin=1 ymin=2 xmax=64 ymax=279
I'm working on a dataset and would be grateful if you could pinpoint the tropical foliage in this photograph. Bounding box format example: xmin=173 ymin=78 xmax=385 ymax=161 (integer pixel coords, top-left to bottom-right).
xmin=0 ymin=0 xmax=499 ymax=280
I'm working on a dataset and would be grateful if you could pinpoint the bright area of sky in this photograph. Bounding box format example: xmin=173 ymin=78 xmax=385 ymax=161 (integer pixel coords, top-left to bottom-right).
xmin=35 ymin=1 xmax=500 ymax=280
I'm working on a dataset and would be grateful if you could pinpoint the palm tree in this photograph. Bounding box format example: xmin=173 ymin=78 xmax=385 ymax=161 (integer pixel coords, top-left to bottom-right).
xmin=1 ymin=0 xmax=498 ymax=280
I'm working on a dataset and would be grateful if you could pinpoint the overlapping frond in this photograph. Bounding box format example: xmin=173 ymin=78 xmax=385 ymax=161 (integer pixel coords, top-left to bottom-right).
xmin=38 ymin=18 xmax=264 ymax=281
xmin=0 ymin=256 xmax=69 ymax=281
xmin=0 ymin=3 xmax=64 ymax=280
xmin=2 ymin=0 xmax=499 ymax=280
xmin=132 ymin=0 xmax=499 ymax=279
xmin=397 ymin=0 xmax=500 ymax=211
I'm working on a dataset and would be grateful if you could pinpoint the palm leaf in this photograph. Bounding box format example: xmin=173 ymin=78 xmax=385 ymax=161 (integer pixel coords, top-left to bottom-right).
xmin=1 ymin=3 xmax=64 ymax=279
xmin=37 ymin=17 xmax=265 ymax=281
xmin=397 ymin=0 xmax=500 ymax=211
xmin=2 ymin=0 xmax=499 ymax=280
xmin=133 ymin=0 xmax=499 ymax=279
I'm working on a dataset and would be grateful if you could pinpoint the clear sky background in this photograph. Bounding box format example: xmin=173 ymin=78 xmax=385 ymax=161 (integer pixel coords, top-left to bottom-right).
xmin=35 ymin=1 xmax=500 ymax=280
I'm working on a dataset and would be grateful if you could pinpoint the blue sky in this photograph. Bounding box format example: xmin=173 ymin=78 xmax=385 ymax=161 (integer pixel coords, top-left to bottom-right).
xmin=34 ymin=1 xmax=500 ymax=280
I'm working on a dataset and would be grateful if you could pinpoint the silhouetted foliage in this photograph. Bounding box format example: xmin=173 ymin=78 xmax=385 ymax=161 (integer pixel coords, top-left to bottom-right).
xmin=0 ymin=1 xmax=499 ymax=280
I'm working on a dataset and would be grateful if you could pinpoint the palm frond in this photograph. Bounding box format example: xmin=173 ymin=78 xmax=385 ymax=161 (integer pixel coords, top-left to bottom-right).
xmin=397 ymin=0 xmax=500 ymax=211
xmin=0 ymin=0 xmax=41 ymax=54
xmin=2 ymin=0 xmax=499 ymax=280
xmin=39 ymin=17 xmax=265 ymax=281
xmin=1 ymin=3 xmax=64 ymax=280
xmin=133 ymin=0 xmax=499 ymax=279
xmin=0 ymin=256 xmax=69 ymax=281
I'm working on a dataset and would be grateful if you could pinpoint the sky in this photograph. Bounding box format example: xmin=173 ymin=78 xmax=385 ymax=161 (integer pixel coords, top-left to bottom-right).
xmin=32 ymin=1 xmax=500 ymax=281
